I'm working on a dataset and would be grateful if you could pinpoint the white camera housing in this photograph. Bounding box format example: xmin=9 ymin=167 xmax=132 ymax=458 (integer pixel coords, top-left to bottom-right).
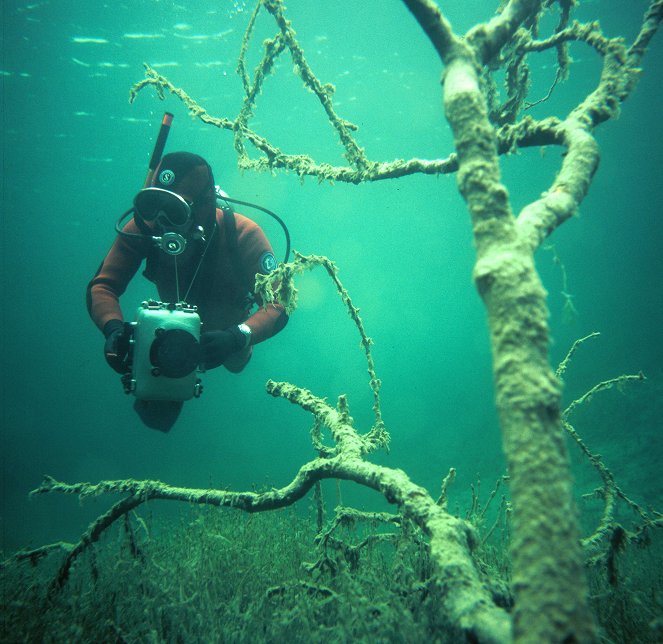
xmin=128 ymin=301 xmax=202 ymax=401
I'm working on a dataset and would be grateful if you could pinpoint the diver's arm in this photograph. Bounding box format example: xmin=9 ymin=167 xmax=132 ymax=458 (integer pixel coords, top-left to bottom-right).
xmin=235 ymin=216 xmax=288 ymax=345
xmin=244 ymin=301 xmax=288 ymax=345
xmin=86 ymin=224 xmax=148 ymax=333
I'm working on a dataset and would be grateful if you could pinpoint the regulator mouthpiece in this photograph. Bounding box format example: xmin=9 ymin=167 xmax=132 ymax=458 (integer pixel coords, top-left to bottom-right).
xmin=158 ymin=232 xmax=187 ymax=256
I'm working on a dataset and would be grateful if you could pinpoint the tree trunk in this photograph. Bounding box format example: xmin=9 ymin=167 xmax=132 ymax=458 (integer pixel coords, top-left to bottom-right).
xmin=444 ymin=55 xmax=597 ymax=643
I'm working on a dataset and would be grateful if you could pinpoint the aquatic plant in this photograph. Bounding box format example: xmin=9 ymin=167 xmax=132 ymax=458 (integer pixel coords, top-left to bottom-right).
xmin=4 ymin=2 xmax=663 ymax=642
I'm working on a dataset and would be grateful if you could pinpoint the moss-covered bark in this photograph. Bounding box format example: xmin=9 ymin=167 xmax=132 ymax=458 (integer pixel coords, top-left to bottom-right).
xmin=442 ymin=51 xmax=594 ymax=643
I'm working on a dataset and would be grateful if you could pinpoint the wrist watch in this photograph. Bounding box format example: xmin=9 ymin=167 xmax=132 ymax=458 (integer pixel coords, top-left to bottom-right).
xmin=237 ymin=323 xmax=252 ymax=348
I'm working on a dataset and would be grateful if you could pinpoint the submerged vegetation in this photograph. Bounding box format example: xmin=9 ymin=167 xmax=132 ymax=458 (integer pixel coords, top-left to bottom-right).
xmin=2 ymin=506 xmax=461 ymax=642
xmin=2 ymin=497 xmax=662 ymax=642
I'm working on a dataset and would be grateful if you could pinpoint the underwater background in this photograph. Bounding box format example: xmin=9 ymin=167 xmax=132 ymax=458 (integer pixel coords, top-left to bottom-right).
xmin=1 ymin=0 xmax=662 ymax=583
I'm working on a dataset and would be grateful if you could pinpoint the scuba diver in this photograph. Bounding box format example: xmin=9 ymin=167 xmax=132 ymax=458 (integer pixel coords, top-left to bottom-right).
xmin=86 ymin=149 xmax=288 ymax=431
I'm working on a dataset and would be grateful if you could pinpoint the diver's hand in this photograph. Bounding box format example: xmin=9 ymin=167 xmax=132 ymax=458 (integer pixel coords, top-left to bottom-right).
xmin=103 ymin=319 xmax=131 ymax=374
xmin=200 ymin=327 xmax=246 ymax=370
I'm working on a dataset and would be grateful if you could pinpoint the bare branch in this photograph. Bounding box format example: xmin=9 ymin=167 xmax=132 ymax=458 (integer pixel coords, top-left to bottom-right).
xmin=628 ymin=0 xmax=663 ymax=65
xmin=468 ymin=0 xmax=543 ymax=65
xmin=551 ymin=336 xmax=652 ymax=555
xmin=400 ymin=0 xmax=459 ymax=62
xmin=515 ymin=122 xmax=599 ymax=251
xmin=563 ymin=373 xmax=646 ymax=419
xmin=436 ymin=467 xmax=456 ymax=508
xmin=262 ymin=0 xmax=369 ymax=172
xmin=2 ymin=541 xmax=74 ymax=569
xmin=130 ymin=64 xmax=458 ymax=183
xmin=555 ymin=331 xmax=600 ymax=379
xmin=256 ymin=253 xmax=388 ymax=448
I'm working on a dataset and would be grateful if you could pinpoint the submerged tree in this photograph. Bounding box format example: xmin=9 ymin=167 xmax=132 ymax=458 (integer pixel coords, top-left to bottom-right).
xmin=10 ymin=2 xmax=663 ymax=643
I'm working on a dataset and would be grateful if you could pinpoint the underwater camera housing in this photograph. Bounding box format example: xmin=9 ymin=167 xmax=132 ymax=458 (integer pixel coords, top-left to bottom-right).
xmin=123 ymin=300 xmax=203 ymax=401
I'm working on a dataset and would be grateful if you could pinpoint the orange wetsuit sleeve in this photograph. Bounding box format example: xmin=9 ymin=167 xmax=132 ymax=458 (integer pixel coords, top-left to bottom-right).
xmin=234 ymin=215 xmax=288 ymax=344
xmin=86 ymin=221 xmax=148 ymax=333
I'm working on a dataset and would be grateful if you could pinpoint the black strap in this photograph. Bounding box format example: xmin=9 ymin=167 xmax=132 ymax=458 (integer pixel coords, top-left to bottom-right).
xmin=222 ymin=206 xmax=237 ymax=251
xmin=133 ymin=210 xmax=154 ymax=237
xmin=221 ymin=206 xmax=256 ymax=310
xmin=222 ymin=206 xmax=241 ymax=275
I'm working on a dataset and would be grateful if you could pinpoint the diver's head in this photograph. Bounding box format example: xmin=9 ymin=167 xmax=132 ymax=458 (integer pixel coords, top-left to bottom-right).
xmin=153 ymin=151 xmax=215 ymax=208
xmin=133 ymin=152 xmax=216 ymax=247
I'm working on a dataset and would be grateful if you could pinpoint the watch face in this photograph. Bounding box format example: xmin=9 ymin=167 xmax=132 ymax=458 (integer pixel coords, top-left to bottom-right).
xmin=238 ymin=323 xmax=252 ymax=347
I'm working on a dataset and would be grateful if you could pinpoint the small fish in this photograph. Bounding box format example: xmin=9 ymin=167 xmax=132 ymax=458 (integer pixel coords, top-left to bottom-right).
xmin=173 ymin=29 xmax=233 ymax=41
xmin=17 ymin=1 xmax=50 ymax=12
xmin=122 ymin=33 xmax=165 ymax=39
xmin=71 ymin=57 xmax=91 ymax=67
xmin=74 ymin=111 xmax=93 ymax=116
xmin=151 ymin=62 xmax=181 ymax=68
xmin=71 ymin=36 xmax=109 ymax=44
xmin=194 ymin=61 xmax=228 ymax=68
xmin=173 ymin=33 xmax=212 ymax=41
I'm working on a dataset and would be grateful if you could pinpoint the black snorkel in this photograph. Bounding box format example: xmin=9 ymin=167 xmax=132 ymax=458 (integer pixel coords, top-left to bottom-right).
xmin=116 ymin=111 xmax=182 ymax=250
xmin=145 ymin=112 xmax=174 ymax=188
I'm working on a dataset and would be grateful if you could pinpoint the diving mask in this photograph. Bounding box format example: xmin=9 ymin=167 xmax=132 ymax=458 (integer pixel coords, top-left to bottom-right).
xmin=129 ymin=187 xmax=206 ymax=256
xmin=133 ymin=187 xmax=194 ymax=233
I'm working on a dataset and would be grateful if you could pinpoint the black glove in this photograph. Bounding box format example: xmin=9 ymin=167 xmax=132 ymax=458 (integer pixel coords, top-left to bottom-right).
xmin=200 ymin=326 xmax=246 ymax=370
xmin=103 ymin=319 xmax=131 ymax=374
